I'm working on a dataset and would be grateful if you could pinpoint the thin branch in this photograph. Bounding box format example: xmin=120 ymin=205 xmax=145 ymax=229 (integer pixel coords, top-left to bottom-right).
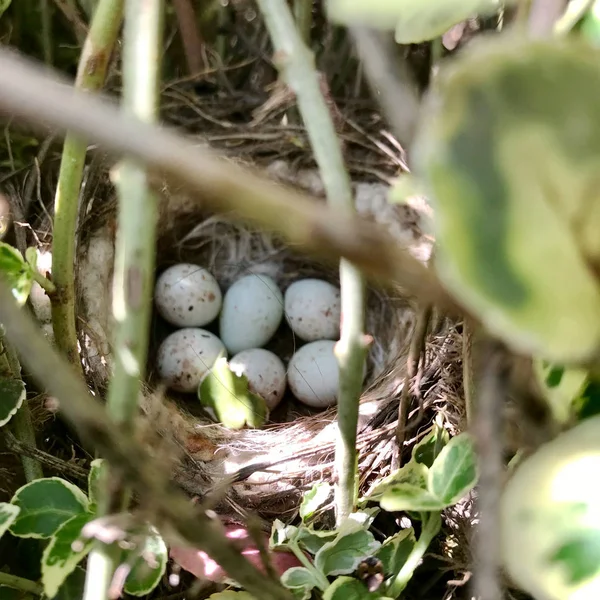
xmin=0 ymin=279 xmax=292 ymax=600
xmin=255 ymin=0 xmax=368 ymax=524
xmin=0 ymin=571 xmax=43 ymax=596
xmin=51 ymin=0 xmax=124 ymax=370
xmin=0 ymin=49 xmax=459 ymax=314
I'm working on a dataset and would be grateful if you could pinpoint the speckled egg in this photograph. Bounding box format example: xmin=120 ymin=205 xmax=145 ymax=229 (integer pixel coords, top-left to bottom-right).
xmin=219 ymin=274 xmax=283 ymax=354
xmin=284 ymin=279 xmax=341 ymax=342
xmin=154 ymin=263 xmax=222 ymax=327
xmin=156 ymin=328 xmax=226 ymax=393
xmin=229 ymin=349 xmax=287 ymax=410
xmin=288 ymin=340 xmax=340 ymax=408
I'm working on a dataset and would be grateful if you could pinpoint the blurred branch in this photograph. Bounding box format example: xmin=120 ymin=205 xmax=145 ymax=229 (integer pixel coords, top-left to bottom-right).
xmin=172 ymin=0 xmax=207 ymax=75
xmin=0 ymin=279 xmax=292 ymax=600
xmin=52 ymin=0 xmax=89 ymax=43
xmin=0 ymin=49 xmax=459 ymax=314
xmin=349 ymin=27 xmax=421 ymax=151
xmin=528 ymin=0 xmax=569 ymax=36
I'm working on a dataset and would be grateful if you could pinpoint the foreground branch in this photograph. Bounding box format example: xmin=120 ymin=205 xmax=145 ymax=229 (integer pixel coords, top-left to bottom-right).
xmin=0 ymin=279 xmax=291 ymax=600
xmin=0 ymin=48 xmax=456 ymax=314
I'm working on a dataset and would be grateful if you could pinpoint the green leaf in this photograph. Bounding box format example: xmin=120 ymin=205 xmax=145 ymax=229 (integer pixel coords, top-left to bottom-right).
xmin=580 ymin=1 xmax=600 ymax=45
xmin=375 ymin=528 xmax=416 ymax=576
xmin=281 ymin=566 xmax=319 ymax=599
xmin=379 ymin=483 xmax=446 ymax=512
xmin=270 ymin=519 xmax=299 ymax=549
xmin=573 ymin=377 xmax=600 ymax=421
xmin=535 ymin=360 xmax=588 ymax=424
xmin=123 ymin=527 xmax=168 ymax=596
xmin=548 ymin=530 xmax=600 ymax=585
xmin=0 ymin=502 xmax=20 ymax=538
xmin=414 ymin=39 xmax=600 ymax=364
xmin=296 ymin=528 xmax=338 ymax=555
xmin=41 ymin=513 xmax=94 ymax=598
xmin=369 ymin=461 xmax=429 ymax=500
xmin=87 ymin=459 xmax=107 ymax=514
xmin=412 ymin=425 xmax=450 ymax=468
xmin=0 ymin=0 xmax=11 ymax=19
xmin=0 ymin=242 xmax=33 ymax=306
xmin=25 ymin=247 xmax=38 ymax=272
xmin=322 ymin=576 xmax=380 ymax=600
xmin=10 ymin=478 xmax=89 ymax=539
xmin=0 ymin=378 xmax=26 ymax=427
xmin=55 ymin=567 xmax=86 ymax=600
xmin=0 ymin=588 xmax=34 ymax=600
xmin=327 ymin=0 xmax=505 ymax=41
xmin=198 ymin=357 xmax=268 ymax=429
xmin=428 ymin=432 xmax=478 ymax=506
xmin=315 ymin=529 xmax=381 ymax=576
xmin=300 ymin=482 xmax=332 ymax=522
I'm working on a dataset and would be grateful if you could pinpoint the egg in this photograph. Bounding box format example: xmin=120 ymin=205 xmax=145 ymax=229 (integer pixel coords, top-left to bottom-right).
xmin=156 ymin=328 xmax=226 ymax=393
xmin=229 ymin=349 xmax=287 ymax=410
xmin=287 ymin=340 xmax=340 ymax=408
xmin=284 ymin=279 xmax=341 ymax=342
xmin=219 ymin=274 xmax=283 ymax=354
xmin=154 ymin=263 xmax=222 ymax=327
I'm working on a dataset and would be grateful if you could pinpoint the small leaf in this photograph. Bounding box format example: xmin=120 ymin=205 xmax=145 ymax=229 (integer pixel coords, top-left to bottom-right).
xmin=208 ymin=593 xmax=257 ymax=600
xmin=299 ymin=482 xmax=332 ymax=522
xmin=315 ymin=529 xmax=381 ymax=576
xmin=296 ymin=528 xmax=338 ymax=554
xmin=41 ymin=513 xmax=94 ymax=598
xmin=322 ymin=576 xmax=380 ymax=600
xmin=270 ymin=519 xmax=299 ymax=549
xmin=428 ymin=433 xmax=478 ymax=506
xmin=199 ymin=357 xmax=268 ymax=429
xmin=0 ymin=242 xmax=33 ymax=305
xmin=10 ymin=478 xmax=89 ymax=538
xmin=375 ymin=528 xmax=416 ymax=576
xmin=87 ymin=458 xmax=107 ymax=514
xmin=0 ymin=502 xmax=20 ymax=538
xmin=281 ymin=566 xmax=319 ymax=599
xmin=25 ymin=247 xmax=38 ymax=272
xmin=0 ymin=378 xmax=26 ymax=427
xmin=412 ymin=425 xmax=450 ymax=467
xmin=379 ymin=484 xmax=446 ymax=512
xmin=124 ymin=526 xmax=168 ymax=596
xmin=369 ymin=461 xmax=429 ymax=500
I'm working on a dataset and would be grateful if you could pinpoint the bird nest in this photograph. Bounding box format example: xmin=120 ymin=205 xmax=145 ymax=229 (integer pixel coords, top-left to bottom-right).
xmin=70 ymin=155 xmax=463 ymax=520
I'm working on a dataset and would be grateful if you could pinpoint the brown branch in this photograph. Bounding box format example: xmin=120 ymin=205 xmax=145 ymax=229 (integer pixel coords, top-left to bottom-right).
xmin=172 ymin=0 xmax=207 ymax=75
xmin=0 ymin=48 xmax=459 ymax=315
xmin=0 ymin=278 xmax=291 ymax=600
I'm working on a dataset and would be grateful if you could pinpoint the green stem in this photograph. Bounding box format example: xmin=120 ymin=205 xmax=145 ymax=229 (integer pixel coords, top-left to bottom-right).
xmin=41 ymin=0 xmax=54 ymax=66
xmin=293 ymin=0 xmax=312 ymax=45
xmin=0 ymin=333 xmax=44 ymax=481
xmin=0 ymin=571 xmax=43 ymax=595
xmin=387 ymin=512 xmax=441 ymax=598
xmin=86 ymin=0 xmax=163 ymax=596
xmin=554 ymin=0 xmax=594 ymax=35
xmin=255 ymin=0 xmax=368 ymax=526
xmin=31 ymin=270 xmax=57 ymax=295
xmin=51 ymin=0 xmax=124 ymax=370
xmin=289 ymin=541 xmax=329 ymax=591
xmin=463 ymin=319 xmax=475 ymax=426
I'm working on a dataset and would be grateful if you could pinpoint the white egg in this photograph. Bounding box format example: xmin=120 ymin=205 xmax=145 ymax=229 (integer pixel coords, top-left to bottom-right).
xmin=288 ymin=340 xmax=340 ymax=408
xmin=219 ymin=274 xmax=283 ymax=354
xmin=156 ymin=328 xmax=226 ymax=393
xmin=154 ymin=263 xmax=222 ymax=328
xmin=229 ymin=349 xmax=287 ymax=410
xmin=284 ymin=279 xmax=341 ymax=342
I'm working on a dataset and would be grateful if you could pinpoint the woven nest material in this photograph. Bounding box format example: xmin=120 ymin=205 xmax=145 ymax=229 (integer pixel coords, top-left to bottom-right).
xmin=71 ymin=155 xmax=463 ymax=520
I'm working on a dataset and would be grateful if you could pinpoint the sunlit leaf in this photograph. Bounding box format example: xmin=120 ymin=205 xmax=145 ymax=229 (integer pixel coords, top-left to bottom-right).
xmin=0 ymin=242 xmax=33 ymax=306
xmin=0 ymin=378 xmax=26 ymax=427
xmin=10 ymin=478 xmax=89 ymax=539
xmin=281 ymin=566 xmax=319 ymax=599
xmin=501 ymin=414 xmax=600 ymax=600
xmin=0 ymin=502 xmax=20 ymax=538
xmin=55 ymin=567 xmax=86 ymax=600
xmin=299 ymin=482 xmax=332 ymax=522
xmin=411 ymin=424 xmax=450 ymax=468
xmin=368 ymin=460 xmax=429 ymax=500
xmin=375 ymin=528 xmax=416 ymax=576
xmin=199 ymin=357 xmax=268 ymax=429
xmin=0 ymin=0 xmax=11 ymax=19
xmin=379 ymin=483 xmax=445 ymax=512
xmin=270 ymin=519 xmax=299 ymax=549
xmin=41 ymin=513 xmax=94 ymax=598
xmin=428 ymin=433 xmax=478 ymax=505
xmin=314 ymin=529 xmax=380 ymax=576
xmin=124 ymin=526 xmax=168 ymax=596
xmin=414 ymin=39 xmax=600 ymax=363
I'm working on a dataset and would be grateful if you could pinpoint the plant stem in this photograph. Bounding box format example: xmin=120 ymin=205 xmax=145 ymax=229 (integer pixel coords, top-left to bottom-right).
xmin=289 ymin=541 xmax=329 ymax=591
xmin=0 ymin=49 xmax=457 ymax=313
xmin=293 ymin=0 xmax=312 ymax=45
xmin=41 ymin=0 xmax=54 ymax=66
xmin=31 ymin=270 xmax=56 ymax=295
xmin=463 ymin=319 xmax=475 ymax=426
xmin=255 ymin=0 xmax=368 ymax=526
xmin=51 ymin=0 xmax=124 ymax=370
xmin=0 ymin=571 xmax=43 ymax=595
xmin=387 ymin=512 xmax=441 ymax=598
xmin=0 ymin=280 xmax=293 ymax=600
xmin=85 ymin=1 xmax=163 ymax=597
xmin=0 ymin=333 xmax=44 ymax=481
